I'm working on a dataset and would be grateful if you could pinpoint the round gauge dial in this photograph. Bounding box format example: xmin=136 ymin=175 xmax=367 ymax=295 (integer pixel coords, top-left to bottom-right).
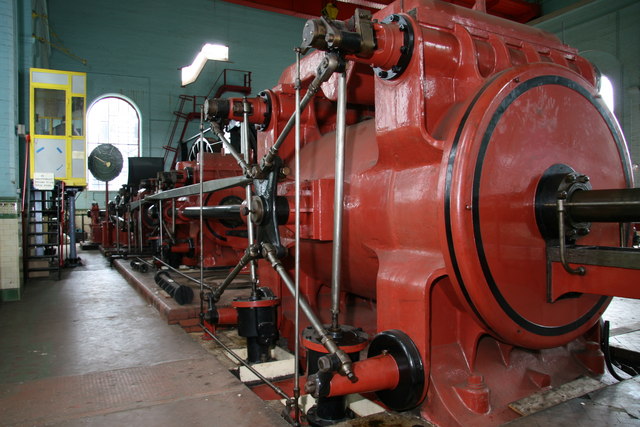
xmin=88 ymin=144 xmax=123 ymax=182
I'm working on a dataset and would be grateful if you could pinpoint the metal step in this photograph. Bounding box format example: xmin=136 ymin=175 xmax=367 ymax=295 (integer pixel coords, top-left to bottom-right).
xmin=27 ymin=267 xmax=59 ymax=272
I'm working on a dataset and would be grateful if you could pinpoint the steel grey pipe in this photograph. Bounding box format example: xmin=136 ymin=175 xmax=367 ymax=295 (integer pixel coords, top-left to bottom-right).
xmin=200 ymin=324 xmax=292 ymax=403
xmin=293 ymin=48 xmax=302 ymax=426
xmin=116 ymin=212 xmax=121 ymax=251
xmin=260 ymin=53 xmax=340 ymax=171
xmin=242 ymin=97 xmax=259 ymax=293
xmin=264 ymin=89 xmax=315 ymax=159
xmin=331 ymin=71 xmax=347 ymax=330
xmin=138 ymin=206 xmax=143 ymax=251
xmin=152 ymin=256 xmax=211 ymax=288
xmin=171 ymin=200 xmax=175 ymax=234
xmin=567 ymin=188 xmax=640 ymax=223
xmin=68 ymin=189 xmax=77 ymax=260
xmin=199 ymin=109 xmax=205 ymax=295
xmin=263 ymin=245 xmax=356 ymax=381
xmin=211 ymin=121 xmax=249 ymax=174
xmin=158 ymin=199 xmax=163 ymax=253
xmin=212 ymin=250 xmax=253 ymax=301
xmin=182 ymin=205 xmax=241 ymax=219
xmin=184 ymin=126 xmax=212 ymax=144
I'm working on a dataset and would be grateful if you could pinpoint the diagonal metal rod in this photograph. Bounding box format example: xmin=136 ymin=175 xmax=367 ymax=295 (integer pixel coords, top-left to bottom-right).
xmin=331 ymin=70 xmax=347 ymax=330
xmin=211 ymin=121 xmax=250 ymax=175
xmin=242 ymin=97 xmax=259 ymax=297
xmin=145 ymin=176 xmax=251 ymax=201
xmin=263 ymin=244 xmax=356 ymax=381
xmin=199 ymin=106 xmax=206 ymax=296
xmin=200 ymin=324 xmax=293 ymax=403
xmin=293 ymin=47 xmax=302 ymax=426
xmin=152 ymin=256 xmax=213 ymax=291
xmin=211 ymin=247 xmax=256 ymax=302
xmin=183 ymin=126 xmax=212 ymax=145
xmin=260 ymin=52 xmax=341 ymax=173
xmin=138 ymin=205 xmax=143 ymax=252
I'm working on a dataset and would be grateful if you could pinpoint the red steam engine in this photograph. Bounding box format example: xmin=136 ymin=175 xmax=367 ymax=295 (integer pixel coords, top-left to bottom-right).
xmin=132 ymin=1 xmax=640 ymax=425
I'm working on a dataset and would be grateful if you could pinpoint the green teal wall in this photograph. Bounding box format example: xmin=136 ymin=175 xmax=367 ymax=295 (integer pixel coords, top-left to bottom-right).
xmin=534 ymin=0 xmax=640 ymax=184
xmin=17 ymin=0 xmax=640 ymax=208
xmin=0 ymin=0 xmax=19 ymax=200
xmin=44 ymin=0 xmax=305 ymax=208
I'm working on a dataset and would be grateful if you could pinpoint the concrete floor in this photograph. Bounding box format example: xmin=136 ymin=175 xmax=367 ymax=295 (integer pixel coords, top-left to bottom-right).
xmin=2 ymin=248 xmax=639 ymax=426
xmin=0 ymin=250 xmax=288 ymax=426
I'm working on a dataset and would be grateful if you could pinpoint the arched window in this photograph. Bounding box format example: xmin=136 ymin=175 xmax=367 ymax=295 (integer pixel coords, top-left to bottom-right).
xmin=86 ymin=95 xmax=140 ymax=190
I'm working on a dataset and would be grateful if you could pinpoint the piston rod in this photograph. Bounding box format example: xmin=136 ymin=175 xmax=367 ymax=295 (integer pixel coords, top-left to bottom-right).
xmin=211 ymin=121 xmax=249 ymax=175
xmin=566 ymin=188 xmax=640 ymax=223
xmin=200 ymin=324 xmax=292 ymax=403
xmin=293 ymin=47 xmax=302 ymax=426
xmin=331 ymin=70 xmax=347 ymax=330
xmin=260 ymin=52 xmax=342 ymax=172
xmin=263 ymin=243 xmax=357 ymax=381
xmin=181 ymin=205 xmax=241 ymax=219
xmin=242 ymin=97 xmax=259 ymax=296
xmin=211 ymin=246 xmax=257 ymax=302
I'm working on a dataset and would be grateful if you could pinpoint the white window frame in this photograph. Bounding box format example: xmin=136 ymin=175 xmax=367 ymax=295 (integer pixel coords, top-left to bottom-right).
xmin=86 ymin=94 xmax=141 ymax=191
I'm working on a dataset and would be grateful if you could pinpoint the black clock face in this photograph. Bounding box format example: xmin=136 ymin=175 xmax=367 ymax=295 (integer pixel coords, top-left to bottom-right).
xmin=88 ymin=144 xmax=123 ymax=182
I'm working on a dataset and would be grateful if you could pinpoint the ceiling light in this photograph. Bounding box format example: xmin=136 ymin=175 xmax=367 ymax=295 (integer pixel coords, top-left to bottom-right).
xmin=181 ymin=43 xmax=229 ymax=86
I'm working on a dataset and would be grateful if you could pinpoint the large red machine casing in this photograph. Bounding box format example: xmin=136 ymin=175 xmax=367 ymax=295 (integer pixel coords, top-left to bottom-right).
xmin=224 ymin=0 xmax=633 ymax=424
xmin=162 ymin=152 xmax=247 ymax=268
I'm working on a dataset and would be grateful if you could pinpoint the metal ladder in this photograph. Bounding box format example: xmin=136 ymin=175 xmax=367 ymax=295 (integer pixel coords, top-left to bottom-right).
xmin=24 ymin=183 xmax=62 ymax=280
xmin=162 ymin=69 xmax=252 ymax=171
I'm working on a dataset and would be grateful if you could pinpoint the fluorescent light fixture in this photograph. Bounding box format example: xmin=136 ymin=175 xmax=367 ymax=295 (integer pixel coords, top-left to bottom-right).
xmin=181 ymin=43 xmax=229 ymax=86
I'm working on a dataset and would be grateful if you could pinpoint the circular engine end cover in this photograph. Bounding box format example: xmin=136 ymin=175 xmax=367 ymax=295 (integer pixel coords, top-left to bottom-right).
xmin=443 ymin=63 xmax=632 ymax=349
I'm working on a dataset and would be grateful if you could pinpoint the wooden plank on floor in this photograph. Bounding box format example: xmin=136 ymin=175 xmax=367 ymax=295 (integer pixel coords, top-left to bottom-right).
xmin=509 ymin=376 xmax=607 ymax=416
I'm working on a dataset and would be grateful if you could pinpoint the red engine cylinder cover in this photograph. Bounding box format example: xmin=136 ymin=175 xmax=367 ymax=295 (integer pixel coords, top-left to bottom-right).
xmin=239 ymin=0 xmax=634 ymax=424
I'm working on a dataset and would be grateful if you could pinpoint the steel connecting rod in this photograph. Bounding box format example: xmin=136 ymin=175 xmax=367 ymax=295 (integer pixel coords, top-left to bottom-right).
xmin=211 ymin=245 xmax=260 ymax=302
xmin=242 ymin=97 xmax=259 ymax=297
xmin=200 ymin=325 xmax=293 ymax=403
xmin=293 ymin=47 xmax=302 ymax=426
xmin=330 ymin=70 xmax=347 ymax=330
xmin=199 ymin=106 xmax=206 ymax=297
xmin=210 ymin=121 xmax=250 ymax=175
xmin=262 ymin=243 xmax=357 ymax=382
xmin=259 ymin=52 xmax=342 ymax=173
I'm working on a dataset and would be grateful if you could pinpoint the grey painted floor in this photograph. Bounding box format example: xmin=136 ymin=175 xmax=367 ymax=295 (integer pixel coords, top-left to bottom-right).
xmin=0 ymin=249 xmax=288 ymax=426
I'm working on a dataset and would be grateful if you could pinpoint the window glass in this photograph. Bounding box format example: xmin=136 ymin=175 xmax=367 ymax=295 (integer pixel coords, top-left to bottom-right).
xmin=72 ymin=97 xmax=85 ymax=136
xmin=34 ymin=88 xmax=66 ymax=135
xmin=86 ymin=96 xmax=140 ymax=191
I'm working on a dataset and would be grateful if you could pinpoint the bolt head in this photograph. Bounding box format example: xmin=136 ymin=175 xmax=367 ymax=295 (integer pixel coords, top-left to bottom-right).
xmin=378 ymin=70 xmax=388 ymax=78
xmin=578 ymin=227 xmax=591 ymax=235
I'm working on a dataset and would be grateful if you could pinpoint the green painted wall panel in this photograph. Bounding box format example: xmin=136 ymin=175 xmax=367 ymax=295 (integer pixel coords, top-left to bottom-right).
xmin=45 ymin=0 xmax=305 ymax=208
xmin=536 ymin=0 xmax=640 ymax=185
